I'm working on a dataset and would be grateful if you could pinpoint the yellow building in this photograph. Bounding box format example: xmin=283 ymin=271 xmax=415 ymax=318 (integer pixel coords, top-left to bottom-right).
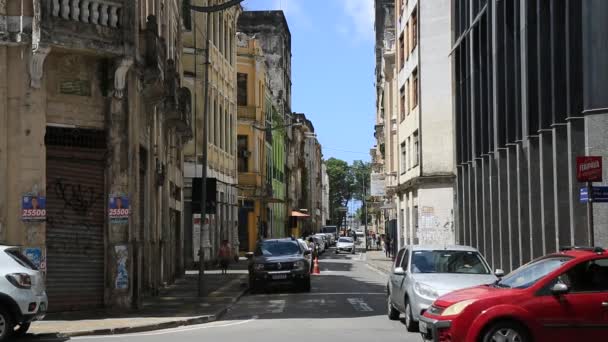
xmin=182 ymin=0 xmax=241 ymax=265
xmin=236 ymin=33 xmax=271 ymax=253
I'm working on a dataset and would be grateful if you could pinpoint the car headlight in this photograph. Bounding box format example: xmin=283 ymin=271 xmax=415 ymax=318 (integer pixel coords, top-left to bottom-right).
xmin=294 ymin=260 xmax=306 ymax=271
xmin=414 ymin=283 xmax=439 ymax=300
xmin=441 ymin=299 xmax=476 ymax=316
xmin=254 ymin=263 xmax=265 ymax=271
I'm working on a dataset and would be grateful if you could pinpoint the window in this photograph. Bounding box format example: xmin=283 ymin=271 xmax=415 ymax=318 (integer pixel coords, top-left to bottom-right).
xmin=400 ymin=249 xmax=410 ymax=269
xmin=496 ymin=257 xmax=573 ymax=289
xmin=411 ymin=68 xmax=419 ymax=109
xmin=400 ymin=142 xmax=407 ymax=174
xmin=405 ymin=79 xmax=410 ymax=115
xmin=410 ymin=250 xmax=490 ymax=274
xmin=406 ymin=137 xmax=411 ymax=170
xmin=237 ymin=73 xmax=248 ymax=106
xmin=237 ymin=135 xmax=248 ymax=172
xmin=399 ymin=33 xmax=405 ymax=70
xmin=394 ymin=248 xmax=406 ymax=269
xmin=400 ymin=86 xmax=406 ymax=121
xmin=405 ymin=22 xmax=410 ymax=61
xmin=556 ymin=259 xmax=608 ymax=293
xmin=182 ymin=0 xmax=192 ymax=30
xmin=413 ymin=131 xmax=419 ymax=167
xmin=411 ymin=8 xmax=418 ymax=52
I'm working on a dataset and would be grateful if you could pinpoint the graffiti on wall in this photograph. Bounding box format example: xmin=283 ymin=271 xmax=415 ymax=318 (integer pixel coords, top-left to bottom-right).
xmin=114 ymin=245 xmax=128 ymax=290
xmin=417 ymin=207 xmax=454 ymax=245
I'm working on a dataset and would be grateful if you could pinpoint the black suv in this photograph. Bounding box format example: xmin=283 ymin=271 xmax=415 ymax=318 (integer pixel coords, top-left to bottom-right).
xmin=247 ymin=238 xmax=312 ymax=292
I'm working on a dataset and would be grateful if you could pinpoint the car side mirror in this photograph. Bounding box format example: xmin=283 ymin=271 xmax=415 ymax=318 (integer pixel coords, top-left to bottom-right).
xmin=394 ymin=267 xmax=406 ymax=276
xmin=551 ymin=283 xmax=570 ymax=296
xmin=245 ymin=252 xmax=254 ymax=260
xmin=495 ymin=269 xmax=505 ymax=278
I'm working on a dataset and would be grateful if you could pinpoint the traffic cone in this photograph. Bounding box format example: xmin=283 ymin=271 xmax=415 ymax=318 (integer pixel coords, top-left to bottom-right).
xmin=312 ymin=257 xmax=320 ymax=275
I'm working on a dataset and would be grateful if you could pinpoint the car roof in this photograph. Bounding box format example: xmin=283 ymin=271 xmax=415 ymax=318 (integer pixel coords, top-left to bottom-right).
xmin=408 ymin=245 xmax=480 ymax=252
xmin=0 ymin=245 xmax=15 ymax=251
xmin=261 ymin=238 xmax=298 ymax=243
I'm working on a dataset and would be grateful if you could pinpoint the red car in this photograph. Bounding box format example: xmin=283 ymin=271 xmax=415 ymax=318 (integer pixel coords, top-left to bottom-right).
xmin=419 ymin=246 xmax=608 ymax=342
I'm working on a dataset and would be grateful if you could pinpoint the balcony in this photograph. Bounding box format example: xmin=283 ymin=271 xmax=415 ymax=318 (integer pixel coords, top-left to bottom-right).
xmin=238 ymin=106 xmax=257 ymax=121
xmin=40 ymin=0 xmax=127 ymax=55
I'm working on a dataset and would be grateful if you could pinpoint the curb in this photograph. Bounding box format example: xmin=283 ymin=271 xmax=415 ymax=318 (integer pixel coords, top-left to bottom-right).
xmin=366 ymin=260 xmax=391 ymax=275
xmin=33 ymin=286 xmax=249 ymax=338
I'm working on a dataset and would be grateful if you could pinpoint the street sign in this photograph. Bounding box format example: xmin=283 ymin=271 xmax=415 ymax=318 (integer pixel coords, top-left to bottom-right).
xmin=577 ymin=156 xmax=603 ymax=182
xmin=580 ymin=186 xmax=608 ymax=203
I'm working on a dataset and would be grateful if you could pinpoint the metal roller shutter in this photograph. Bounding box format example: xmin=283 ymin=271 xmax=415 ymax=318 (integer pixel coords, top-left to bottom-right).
xmin=45 ymin=128 xmax=106 ymax=312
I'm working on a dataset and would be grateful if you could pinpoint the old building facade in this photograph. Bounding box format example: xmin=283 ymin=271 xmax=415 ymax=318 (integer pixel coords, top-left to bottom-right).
xmin=182 ymin=0 xmax=240 ymax=266
xmin=453 ymin=0 xmax=608 ymax=272
xmin=0 ymin=0 xmax=190 ymax=310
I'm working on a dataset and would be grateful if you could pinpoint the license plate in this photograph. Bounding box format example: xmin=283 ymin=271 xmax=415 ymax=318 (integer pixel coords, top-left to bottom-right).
xmin=272 ymin=274 xmax=287 ymax=280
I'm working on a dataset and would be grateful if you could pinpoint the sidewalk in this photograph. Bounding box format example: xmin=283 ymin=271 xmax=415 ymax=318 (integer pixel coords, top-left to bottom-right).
xmin=30 ymin=261 xmax=249 ymax=338
xmin=365 ymin=250 xmax=394 ymax=274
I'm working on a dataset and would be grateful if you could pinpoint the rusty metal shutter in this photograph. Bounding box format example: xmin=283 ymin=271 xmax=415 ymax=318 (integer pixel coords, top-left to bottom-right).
xmin=45 ymin=128 xmax=106 ymax=312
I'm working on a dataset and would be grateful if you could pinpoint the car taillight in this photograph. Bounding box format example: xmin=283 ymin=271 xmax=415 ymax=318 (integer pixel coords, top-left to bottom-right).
xmin=437 ymin=328 xmax=452 ymax=342
xmin=6 ymin=273 xmax=32 ymax=289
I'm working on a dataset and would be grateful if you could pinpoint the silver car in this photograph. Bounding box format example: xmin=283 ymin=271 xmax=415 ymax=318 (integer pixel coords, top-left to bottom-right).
xmin=386 ymin=245 xmax=497 ymax=332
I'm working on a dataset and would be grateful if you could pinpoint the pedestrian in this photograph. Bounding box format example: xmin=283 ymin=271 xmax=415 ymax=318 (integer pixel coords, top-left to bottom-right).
xmin=385 ymin=236 xmax=392 ymax=258
xmin=219 ymin=240 xmax=231 ymax=275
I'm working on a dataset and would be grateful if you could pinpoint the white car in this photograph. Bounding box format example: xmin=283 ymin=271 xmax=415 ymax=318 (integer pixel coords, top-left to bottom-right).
xmin=335 ymin=237 xmax=355 ymax=254
xmin=0 ymin=245 xmax=48 ymax=341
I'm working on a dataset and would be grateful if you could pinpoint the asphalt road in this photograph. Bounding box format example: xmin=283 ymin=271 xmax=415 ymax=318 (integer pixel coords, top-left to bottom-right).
xmin=25 ymin=248 xmax=423 ymax=342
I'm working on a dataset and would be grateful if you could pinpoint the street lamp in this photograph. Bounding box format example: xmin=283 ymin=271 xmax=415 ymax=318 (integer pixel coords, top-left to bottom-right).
xmin=190 ymin=0 xmax=245 ymax=298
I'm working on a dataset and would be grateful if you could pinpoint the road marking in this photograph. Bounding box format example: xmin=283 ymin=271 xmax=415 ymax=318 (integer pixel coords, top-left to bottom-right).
xmin=74 ymin=317 xmax=258 ymax=339
xmin=347 ymin=298 xmax=374 ymax=312
xmin=267 ymin=299 xmax=286 ymax=313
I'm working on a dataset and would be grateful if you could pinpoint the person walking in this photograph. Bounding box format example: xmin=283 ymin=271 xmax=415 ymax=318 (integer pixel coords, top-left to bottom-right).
xmin=385 ymin=236 xmax=392 ymax=258
xmin=219 ymin=240 xmax=231 ymax=275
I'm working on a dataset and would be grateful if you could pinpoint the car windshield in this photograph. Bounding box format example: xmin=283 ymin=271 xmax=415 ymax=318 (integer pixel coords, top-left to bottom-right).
xmin=496 ymin=256 xmax=573 ymax=289
xmin=338 ymin=238 xmax=353 ymax=243
xmin=411 ymin=250 xmax=490 ymax=274
xmin=255 ymin=241 xmax=301 ymax=256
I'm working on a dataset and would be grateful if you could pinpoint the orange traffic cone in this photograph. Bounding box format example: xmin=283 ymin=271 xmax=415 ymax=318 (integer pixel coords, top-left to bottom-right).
xmin=312 ymin=257 xmax=320 ymax=275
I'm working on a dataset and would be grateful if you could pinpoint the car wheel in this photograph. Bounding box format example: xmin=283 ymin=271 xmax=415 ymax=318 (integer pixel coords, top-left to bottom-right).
xmin=387 ymin=295 xmax=400 ymax=320
xmin=404 ymin=299 xmax=419 ymax=332
xmin=481 ymin=321 xmax=530 ymax=342
xmin=14 ymin=322 xmax=31 ymax=337
xmin=0 ymin=308 xmax=14 ymax=342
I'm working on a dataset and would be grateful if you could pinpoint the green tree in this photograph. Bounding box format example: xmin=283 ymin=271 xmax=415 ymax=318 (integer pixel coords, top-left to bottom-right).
xmin=351 ymin=160 xmax=371 ymax=202
xmin=326 ymin=158 xmax=354 ymax=228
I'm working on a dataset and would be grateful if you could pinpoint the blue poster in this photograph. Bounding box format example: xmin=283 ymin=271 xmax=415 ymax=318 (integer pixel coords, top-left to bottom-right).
xmin=22 ymin=195 xmax=46 ymax=221
xmin=108 ymin=194 xmax=130 ymax=224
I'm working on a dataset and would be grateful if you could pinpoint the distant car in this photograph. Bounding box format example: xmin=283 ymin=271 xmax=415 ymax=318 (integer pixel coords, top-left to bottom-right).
xmin=247 ymin=238 xmax=312 ymax=292
xmin=0 ymin=245 xmax=48 ymax=341
xmin=420 ymin=246 xmax=608 ymax=342
xmin=323 ymin=233 xmax=336 ymax=246
xmin=387 ymin=245 xmax=496 ymax=332
xmin=314 ymin=234 xmax=329 ymax=251
xmin=336 ymin=237 xmax=355 ymax=254
xmin=312 ymin=236 xmax=326 ymax=254
xmin=321 ymin=226 xmax=339 ymax=240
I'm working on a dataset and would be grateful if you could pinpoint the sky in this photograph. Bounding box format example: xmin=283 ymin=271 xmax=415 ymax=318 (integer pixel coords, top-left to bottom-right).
xmin=242 ymin=0 xmax=376 ymax=164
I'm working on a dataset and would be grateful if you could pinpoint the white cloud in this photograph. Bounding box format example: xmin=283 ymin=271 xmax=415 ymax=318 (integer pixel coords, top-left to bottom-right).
xmin=336 ymin=0 xmax=374 ymax=42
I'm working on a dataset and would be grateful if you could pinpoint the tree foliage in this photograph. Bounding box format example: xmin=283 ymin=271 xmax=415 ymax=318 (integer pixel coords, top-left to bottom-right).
xmin=326 ymin=158 xmax=371 ymax=228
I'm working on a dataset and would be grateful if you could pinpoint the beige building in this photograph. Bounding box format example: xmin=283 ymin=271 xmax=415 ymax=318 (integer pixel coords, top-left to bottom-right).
xmin=182 ymin=0 xmax=240 ymax=266
xmin=0 ymin=1 xmax=190 ymax=310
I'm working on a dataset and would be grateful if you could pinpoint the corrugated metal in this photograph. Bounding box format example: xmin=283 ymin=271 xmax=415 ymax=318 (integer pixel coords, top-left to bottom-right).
xmin=46 ymin=146 xmax=105 ymax=312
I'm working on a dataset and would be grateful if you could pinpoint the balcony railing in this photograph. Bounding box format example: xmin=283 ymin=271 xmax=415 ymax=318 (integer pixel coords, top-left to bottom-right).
xmin=237 ymin=106 xmax=257 ymax=120
xmin=51 ymin=0 xmax=123 ymax=28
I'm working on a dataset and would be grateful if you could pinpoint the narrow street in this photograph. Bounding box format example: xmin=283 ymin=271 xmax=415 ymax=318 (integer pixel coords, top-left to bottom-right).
xmin=23 ymin=248 xmax=421 ymax=342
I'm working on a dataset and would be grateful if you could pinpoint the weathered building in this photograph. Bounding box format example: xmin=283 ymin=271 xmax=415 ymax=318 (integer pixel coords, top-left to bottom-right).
xmin=182 ymin=0 xmax=240 ymax=266
xmin=393 ymin=0 xmax=455 ymax=249
xmin=0 ymin=0 xmax=191 ymax=310
xmin=453 ymin=0 xmax=608 ymax=272
xmin=235 ymin=32 xmax=272 ymax=252
xmin=237 ymin=11 xmax=295 ymax=227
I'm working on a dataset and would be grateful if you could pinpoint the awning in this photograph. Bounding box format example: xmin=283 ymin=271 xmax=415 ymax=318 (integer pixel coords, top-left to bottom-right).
xmin=290 ymin=211 xmax=310 ymax=217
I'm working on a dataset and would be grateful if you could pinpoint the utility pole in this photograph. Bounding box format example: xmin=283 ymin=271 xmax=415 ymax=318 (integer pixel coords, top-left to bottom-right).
xmin=191 ymin=0 xmax=245 ymax=298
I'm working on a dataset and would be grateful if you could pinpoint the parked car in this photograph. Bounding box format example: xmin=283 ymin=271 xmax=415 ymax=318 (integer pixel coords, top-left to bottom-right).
xmin=324 ymin=233 xmax=336 ymax=246
xmin=387 ymin=245 xmax=496 ymax=332
xmin=314 ymin=234 xmax=329 ymax=252
xmin=0 ymin=245 xmax=48 ymax=341
xmin=336 ymin=237 xmax=355 ymax=254
xmin=247 ymin=238 xmax=312 ymax=292
xmin=321 ymin=225 xmax=338 ymax=241
xmin=312 ymin=236 xmax=326 ymax=254
xmin=419 ymin=246 xmax=608 ymax=342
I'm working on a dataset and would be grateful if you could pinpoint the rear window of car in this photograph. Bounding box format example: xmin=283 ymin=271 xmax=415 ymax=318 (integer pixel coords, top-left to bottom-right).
xmin=338 ymin=238 xmax=353 ymax=243
xmin=5 ymin=249 xmax=38 ymax=270
xmin=411 ymin=250 xmax=490 ymax=274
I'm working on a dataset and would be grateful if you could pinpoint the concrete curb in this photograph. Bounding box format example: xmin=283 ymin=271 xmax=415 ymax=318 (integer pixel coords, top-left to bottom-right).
xmin=32 ymin=287 xmax=249 ymax=339
xmin=366 ymin=260 xmax=392 ymax=275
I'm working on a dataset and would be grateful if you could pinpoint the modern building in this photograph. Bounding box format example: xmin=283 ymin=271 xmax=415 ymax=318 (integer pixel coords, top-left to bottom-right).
xmin=236 ymin=32 xmax=272 ymax=252
xmin=453 ymin=0 xmax=608 ymax=272
xmin=0 ymin=1 xmax=190 ymax=310
xmin=182 ymin=0 xmax=241 ymax=267
xmin=393 ymin=0 xmax=455 ymax=249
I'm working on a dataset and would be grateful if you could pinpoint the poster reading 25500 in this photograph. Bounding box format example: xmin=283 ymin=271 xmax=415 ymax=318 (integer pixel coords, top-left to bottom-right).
xmin=22 ymin=195 xmax=46 ymax=221
xmin=108 ymin=194 xmax=130 ymax=224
